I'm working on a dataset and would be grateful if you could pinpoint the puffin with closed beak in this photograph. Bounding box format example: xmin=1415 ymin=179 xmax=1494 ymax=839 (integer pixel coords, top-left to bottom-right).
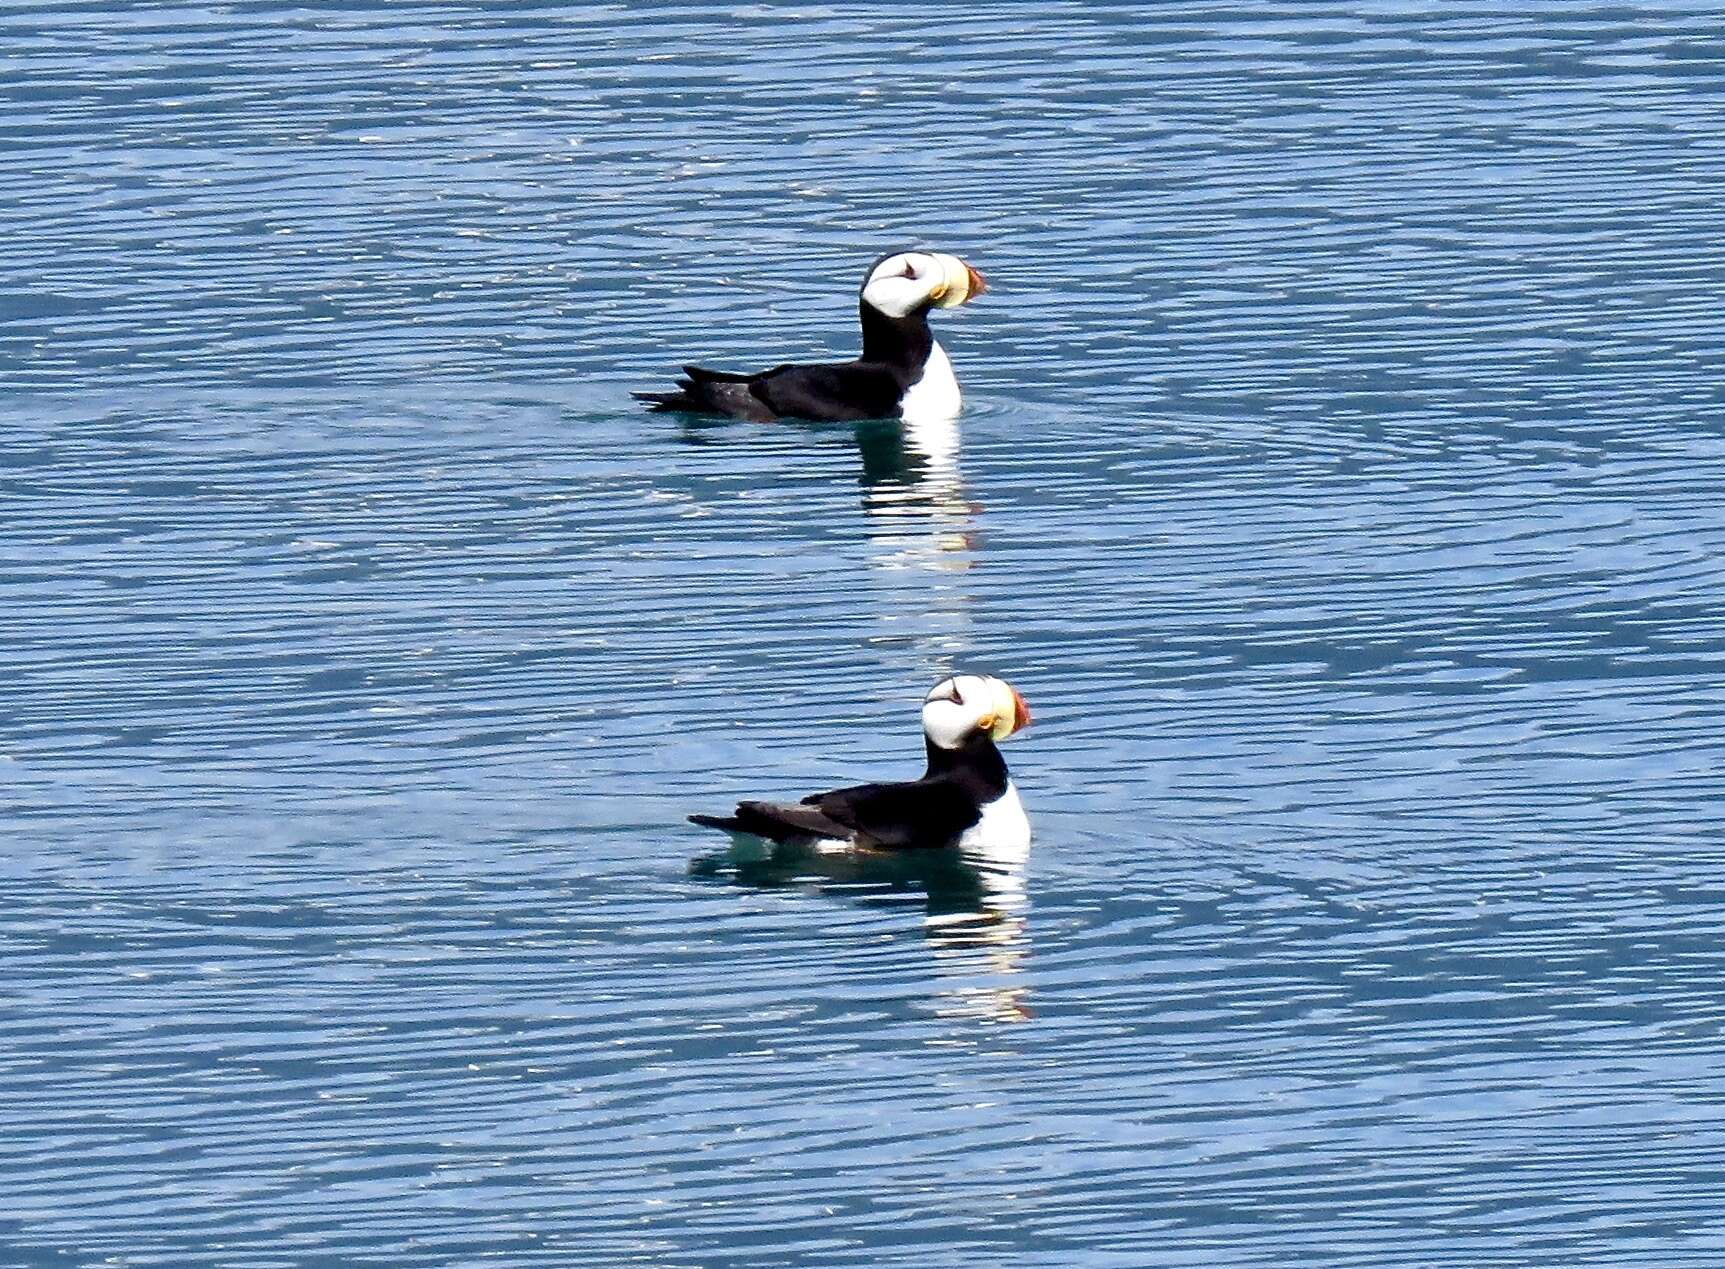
xmin=689 ymin=674 xmax=1032 ymax=853
xmin=635 ymin=250 xmax=987 ymax=424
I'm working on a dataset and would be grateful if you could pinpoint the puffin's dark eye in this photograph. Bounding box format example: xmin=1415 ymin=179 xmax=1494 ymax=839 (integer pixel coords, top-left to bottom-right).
xmin=901 ymin=261 xmax=917 ymax=279
xmin=926 ymin=679 xmax=962 ymax=706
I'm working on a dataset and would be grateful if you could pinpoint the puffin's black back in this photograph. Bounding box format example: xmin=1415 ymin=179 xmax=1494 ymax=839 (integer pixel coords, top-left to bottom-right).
xmin=688 ymin=734 xmax=1012 ymax=851
xmin=634 ymin=249 xmax=939 ymax=422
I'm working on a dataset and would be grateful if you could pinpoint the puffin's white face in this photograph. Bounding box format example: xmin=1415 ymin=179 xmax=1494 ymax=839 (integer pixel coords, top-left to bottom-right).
xmin=922 ymin=674 xmax=1031 ymax=750
xmin=861 ymin=251 xmax=988 ymax=320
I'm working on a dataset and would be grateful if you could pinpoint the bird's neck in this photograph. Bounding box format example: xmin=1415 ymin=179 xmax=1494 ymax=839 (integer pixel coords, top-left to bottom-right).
xmin=924 ymin=735 xmax=1010 ymax=798
xmin=860 ymin=301 xmax=934 ymax=374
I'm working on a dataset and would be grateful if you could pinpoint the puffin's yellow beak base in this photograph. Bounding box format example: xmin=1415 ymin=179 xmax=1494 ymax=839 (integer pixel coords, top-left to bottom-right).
xmin=984 ymin=680 xmax=1031 ymax=743
xmin=930 ymin=253 xmax=986 ymax=309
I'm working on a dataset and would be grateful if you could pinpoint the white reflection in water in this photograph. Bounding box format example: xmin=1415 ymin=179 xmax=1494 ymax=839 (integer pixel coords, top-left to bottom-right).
xmin=855 ymin=415 xmax=979 ymax=673
xmin=856 ymin=414 xmax=976 ymax=571
xmin=690 ymin=836 xmax=1032 ymax=1024
xmin=924 ymin=847 xmax=1031 ymax=1024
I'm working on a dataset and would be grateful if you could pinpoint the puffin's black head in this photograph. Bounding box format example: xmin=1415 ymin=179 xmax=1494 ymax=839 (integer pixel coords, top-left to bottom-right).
xmin=922 ymin=673 xmax=1031 ymax=751
xmin=860 ymin=250 xmax=987 ymax=319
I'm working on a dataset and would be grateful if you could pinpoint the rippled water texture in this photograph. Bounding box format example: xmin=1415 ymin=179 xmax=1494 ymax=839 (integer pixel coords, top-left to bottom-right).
xmin=6 ymin=3 xmax=1725 ymax=1265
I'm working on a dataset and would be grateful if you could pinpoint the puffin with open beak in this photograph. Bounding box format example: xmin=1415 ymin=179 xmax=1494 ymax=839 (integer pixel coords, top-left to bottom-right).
xmin=635 ymin=251 xmax=987 ymax=424
xmin=689 ymin=674 xmax=1032 ymax=853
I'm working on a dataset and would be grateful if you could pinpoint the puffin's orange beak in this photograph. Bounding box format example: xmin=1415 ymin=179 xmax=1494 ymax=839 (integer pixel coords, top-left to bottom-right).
xmin=1007 ymin=684 xmax=1031 ymax=734
xmin=964 ymin=263 xmax=988 ymax=300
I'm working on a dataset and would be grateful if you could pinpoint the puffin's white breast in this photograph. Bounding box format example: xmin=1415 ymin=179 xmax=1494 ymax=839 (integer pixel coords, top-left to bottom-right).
xmin=959 ymin=779 xmax=1031 ymax=860
xmin=898 ymin=340 xmax=962 ymax=425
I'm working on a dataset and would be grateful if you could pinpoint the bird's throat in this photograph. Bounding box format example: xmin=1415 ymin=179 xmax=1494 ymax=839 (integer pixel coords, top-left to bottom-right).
xmin=860 ymin=302 xmax=934 ymax=375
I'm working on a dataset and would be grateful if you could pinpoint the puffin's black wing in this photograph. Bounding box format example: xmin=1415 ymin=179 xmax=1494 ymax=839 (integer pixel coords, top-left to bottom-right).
xmin=636 ymin=361 xmax=902 ymax=423
xmin=803 ymin=776 xmax=981 ymax=850
xmin=689 ymin=799 xmax=857 ymax=845
xmin=749 ymin=362 xmax=902 ymax=422
xmin=689 ymin=775 xmax=979 ymax=850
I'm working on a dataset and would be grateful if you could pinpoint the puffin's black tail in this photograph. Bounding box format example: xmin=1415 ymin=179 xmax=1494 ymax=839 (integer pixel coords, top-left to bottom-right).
xmin=634 ymin=378 xmax=703 ymax=412
xmin=689 ymin=813 xmax=747 ymax=831
xmin=634 ymin=391 xmax=697 ymax=413
xmin=688 ymin=800 xmax=853 ymax=845
xmin=635 ymin=366 xmax=767 ymax=419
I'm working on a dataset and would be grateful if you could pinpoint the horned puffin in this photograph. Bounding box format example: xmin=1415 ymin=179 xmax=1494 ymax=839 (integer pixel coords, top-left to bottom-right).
xmin=689 ymin=674 xmax=1032 ymax=853
xmin=635 ymin=251 xmax=987 ymax=424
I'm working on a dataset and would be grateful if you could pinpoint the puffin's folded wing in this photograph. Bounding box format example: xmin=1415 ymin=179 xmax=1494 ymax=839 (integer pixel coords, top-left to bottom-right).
xmin=635 ymin=365 xmax=778 ymax=421
xmin=751 ymin=363 xmax=903 ymax=423
xmin=804 ymin=778 xmax=980 ymax=850
xmin=689 ymin=799 xmax=857 ymax=845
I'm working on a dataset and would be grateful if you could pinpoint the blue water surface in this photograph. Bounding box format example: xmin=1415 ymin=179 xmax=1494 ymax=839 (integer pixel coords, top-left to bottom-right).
xmin=4 ymin=3 xmax=1725 ymax=1265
